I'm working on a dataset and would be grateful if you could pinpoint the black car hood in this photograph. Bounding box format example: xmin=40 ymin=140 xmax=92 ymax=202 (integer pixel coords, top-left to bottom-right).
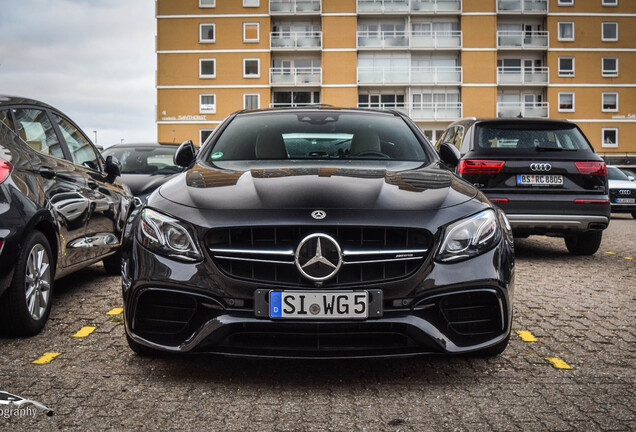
xmin=157 ymin=161 xmax=477 ymax=211
xmin=116 ymin=173 xmax=178 ymax=197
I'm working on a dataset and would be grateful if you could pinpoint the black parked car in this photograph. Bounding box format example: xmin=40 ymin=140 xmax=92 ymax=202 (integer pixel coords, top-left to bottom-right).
xmin=101 ymin=142 xmax=186 ymax=203
xmin=436 ymin=118 xmax=610 ymax=255
xmin=0 ymin=96 xmax=132 ymax=336
xmin=122 ymin=108 xmax=515 ymax=358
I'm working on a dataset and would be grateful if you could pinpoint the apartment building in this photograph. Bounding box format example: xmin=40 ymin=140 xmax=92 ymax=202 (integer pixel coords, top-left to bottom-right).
xmin=156 ymin=0 xmax=635 ymax=165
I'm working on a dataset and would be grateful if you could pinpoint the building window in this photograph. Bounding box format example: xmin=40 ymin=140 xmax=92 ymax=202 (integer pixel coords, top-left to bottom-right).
xmin=602 ymin=22 xmax=618 ymax=41
xmin=243 ymin=58 xmax=260 ymax=78
xmin=602 ymin=128 xmax=618 ymax=148
xmin=602 ymin=57 xmax=619 ymax=76
xmin=558 ymin=92 xmax=575 ymax=112
xmin=558 ymin=57 xmax=575 ymax=77
xmin=602 ymin=92 xmax=618 ymax=112
xmin=200 ymin=129 xmax=215 ymax=145
xmin=244 ymin=94 xmax=260 ymax=110
xmin=199 ymin=94 xmax=216 ymax=114
xmin=199 ymin=58 xmax=216 ymax=78
xmin=243 ymin=0 xmax=259 ymax=6
xmin=243 ymin=23 xmax=259 ymax=43
xmin=558 ymin=22 xmax=574 ymax=41
xmin=602 ymin=0 xmax=618 ymax=6
xmin=558 ymin=0 xmax=574 ymax=5
xmin=199 ymin=0 xmax=215 ymax=7
xmin=199 ymin=23 xmax=215 ymax=43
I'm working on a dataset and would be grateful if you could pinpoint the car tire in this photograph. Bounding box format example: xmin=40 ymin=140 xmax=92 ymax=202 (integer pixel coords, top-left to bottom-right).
xmin=564 ymin=231 xmax=602 ymax=255
xmin=102 ymin=250 xmax=122 ymax=275
xmin=0 ymin=231 xmax=54 ymax=336
xmin=126 ymin=332 xmax=160 ymax=356
xmin=469 ymin=334 xmax=510 ymax=357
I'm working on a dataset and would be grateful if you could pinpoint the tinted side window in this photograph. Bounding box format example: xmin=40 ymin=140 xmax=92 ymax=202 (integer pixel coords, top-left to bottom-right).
xmin=0 ymin=110 xmax=14 ymax=131
xmin=13 ymin=108 xmax=65 ymax=159
xmin=53 ymin=114 xmax=100 ymax=170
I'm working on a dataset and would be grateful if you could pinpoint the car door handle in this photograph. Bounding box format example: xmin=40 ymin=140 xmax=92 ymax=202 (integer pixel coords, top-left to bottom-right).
xmin=39 ymin=166 xmax=56 ymax=179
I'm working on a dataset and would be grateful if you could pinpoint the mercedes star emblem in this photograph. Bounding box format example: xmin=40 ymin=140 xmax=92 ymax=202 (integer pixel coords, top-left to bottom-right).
xmin=295 ymin=233 xmax=342 ymax=281
xmin=311 ymin=210 xmax=326 ymax=220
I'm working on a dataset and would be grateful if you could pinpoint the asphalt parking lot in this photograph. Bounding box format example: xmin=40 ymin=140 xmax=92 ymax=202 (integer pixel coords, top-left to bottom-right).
xmin=1 ymin=215 xmax=634 ymax=432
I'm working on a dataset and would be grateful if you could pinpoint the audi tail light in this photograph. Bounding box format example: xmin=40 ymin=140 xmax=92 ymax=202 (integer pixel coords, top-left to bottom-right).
xmin=0 ymin=158 xmax=12 ymax=184
xmin=458 ymin=160 xmax=505 ymax=174
xmin=575 ymin=162 xmax=607 ymax=176
xmin=574 ymin=199 xmax=610 ymax=205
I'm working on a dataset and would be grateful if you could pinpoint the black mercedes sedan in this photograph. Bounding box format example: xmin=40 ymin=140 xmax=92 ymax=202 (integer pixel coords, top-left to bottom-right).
xmin=121 ymin=108 xmax=515 ymax=358
xmin=0 ymin=96 xmax=132 ymax=336
xmin=101 ymin=142 xmax=185 ymax=203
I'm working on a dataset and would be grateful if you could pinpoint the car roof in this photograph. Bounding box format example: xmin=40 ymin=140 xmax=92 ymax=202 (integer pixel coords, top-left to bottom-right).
xmin=103 ymin=142 xmax=179 ymax=150
xmin=448 ymin=117 xmax=574 ymax=128
xmin=0 ymin=94 xmax=59 ymax=111
xmin=234 ymin=106 xmax=405 ymax=118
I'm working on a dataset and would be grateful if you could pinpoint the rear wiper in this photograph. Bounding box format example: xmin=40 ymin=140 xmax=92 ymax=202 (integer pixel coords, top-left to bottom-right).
xmin=535 ymin=146 xmax=576 ymax=151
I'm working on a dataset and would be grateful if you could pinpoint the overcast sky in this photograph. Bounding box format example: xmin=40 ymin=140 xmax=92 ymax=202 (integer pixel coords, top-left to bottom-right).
xmin=0 ymin=0 xmax=156 ymax=148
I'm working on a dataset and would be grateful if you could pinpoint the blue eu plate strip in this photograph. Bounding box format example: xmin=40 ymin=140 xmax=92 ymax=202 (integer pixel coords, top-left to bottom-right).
xmin=270 ymin=292 xmax=282 ymax=317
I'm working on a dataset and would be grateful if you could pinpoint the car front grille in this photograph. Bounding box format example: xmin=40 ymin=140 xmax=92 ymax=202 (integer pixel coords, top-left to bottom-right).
xmin=609 ymin=188 xmax=635 ymax=200
xmin=206 ymin=226 xmax=432 ymax=286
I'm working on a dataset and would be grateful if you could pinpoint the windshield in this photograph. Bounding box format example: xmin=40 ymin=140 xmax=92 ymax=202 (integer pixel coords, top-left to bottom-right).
xmin=608 ymin=166 xmax=630 ymax=181
xmin=103 ymin=146 xmax=182 ymax=175
xmin=475 ymin=124 xmax=592 ymax=152
xmin=208 ymin=112 xmax=428 ymax=162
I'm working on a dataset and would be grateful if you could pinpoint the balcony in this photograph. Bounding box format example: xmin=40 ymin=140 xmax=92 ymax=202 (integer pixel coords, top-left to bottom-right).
xmin=497 ymin=67 xmax=549 ymax=85
xmin=357 ymin=0 xmax=462 ymax=13
xmin=270 ymin=0 xmax=321 ymax=14
xmin=497 ymin=31 xmax=548 ymax=49
xmin=497 ymin=0 xmax=547 ymax=13
xmin=357 ymin=30 xmax=462 ymax=49
xmin=497 ymin=102 xmax=549 ymax=118
xmin=357 ymin=66 xmax=462 ymax=85
xmin=270 ymin=31 xmax=322 ymax=50
xmin=357 ymin=102 xmax=463 ymax=120
xmin=270 ymin=67 xmax=322 ymax=86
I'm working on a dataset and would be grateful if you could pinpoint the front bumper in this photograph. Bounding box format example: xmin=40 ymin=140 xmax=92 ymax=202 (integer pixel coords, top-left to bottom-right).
xmin=122 ymin=234 xmax=515 ymax=358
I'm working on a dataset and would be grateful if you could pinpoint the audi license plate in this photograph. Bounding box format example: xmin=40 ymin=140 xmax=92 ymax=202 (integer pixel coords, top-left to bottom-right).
xmin=269 ymin=291 xmax=368 ymax=319
xmin=615 ymin=198 xmax=635 ymax=204
xmin=517 ymin=174 xmax=563 ymax=186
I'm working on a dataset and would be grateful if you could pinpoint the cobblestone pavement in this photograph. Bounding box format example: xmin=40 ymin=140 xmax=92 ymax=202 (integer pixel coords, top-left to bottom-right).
xmin=1 ymin=215 xmax=634 ymax=432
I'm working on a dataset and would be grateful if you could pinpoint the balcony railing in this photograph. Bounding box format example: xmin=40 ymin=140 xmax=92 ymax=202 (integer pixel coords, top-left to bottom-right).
xmin=497 ymin=31 xmax=548 ymax=49
xmin=497 ymin=66 xmax=549 ymax=85
xmin=357 ymin=66 xmax=462 ymax=85
xmin=270 ymin=31 xmax=322 ymax=49
xmin=270 ymin=67 xmax=322 ymax=86
xmin=357 ymin=102 xmax=463 ymax=120
xmin=497 ymin=0 xmax=547 ymax=13
xmin=270 ymin=0 xmax=321 ymax=14
xmin=357 ymin=30 xmax=462 ymax=49
xmin=357 ymin=0 xmax=462 ymax=13
xmin=497 ymin=102 xmax=549 ymax=118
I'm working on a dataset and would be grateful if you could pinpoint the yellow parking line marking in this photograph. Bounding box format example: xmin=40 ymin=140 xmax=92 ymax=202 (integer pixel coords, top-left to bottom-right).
xmin=516 ymin=330 xmax=538 ymax=342
xmin=73 ymin=326 xmax=96 ymax=338
xmin=546 ymin=357 xmax=572 ymax=369
xmin=605 ymin=251 xmax=616 ymax=255
xmin=33 ymin=352 xmax=61 ymax=364
xmin=624 ymin=257 xmax=634 ymax=260
xmin=106 ymin=307 xmax=123 ymax=315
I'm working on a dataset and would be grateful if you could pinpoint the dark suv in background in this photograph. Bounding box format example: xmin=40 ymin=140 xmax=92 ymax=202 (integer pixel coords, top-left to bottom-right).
xmin=0 ymin=96 xmax=132 ymax=336
xmin=436 ymin=118 xmax=609 ymax=255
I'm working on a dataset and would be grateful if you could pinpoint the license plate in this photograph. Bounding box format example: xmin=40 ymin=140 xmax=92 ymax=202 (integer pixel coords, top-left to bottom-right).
xmin=269 ymin=291 xmax=368 ymax=319
xmin=517 ymin=174 xmax=563 ymax=186
xmin=615 ymin=198 xmax=635 ymax=204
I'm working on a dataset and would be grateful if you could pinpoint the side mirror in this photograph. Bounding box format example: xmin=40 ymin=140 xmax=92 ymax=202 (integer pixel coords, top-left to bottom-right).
xmin=438 ymin=142 xmax=461 ymax=168
xmin=104 ymin=155 xmax=121 ymax=180
xmin=628 ymin=175 xmax=635 ymax=182
xmin=174 ymin=140 xmax=197 ymax=167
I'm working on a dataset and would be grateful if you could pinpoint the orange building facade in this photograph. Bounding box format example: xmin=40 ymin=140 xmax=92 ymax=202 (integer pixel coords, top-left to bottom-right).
xmin=156 ymin=0 xmax=636 ymax=165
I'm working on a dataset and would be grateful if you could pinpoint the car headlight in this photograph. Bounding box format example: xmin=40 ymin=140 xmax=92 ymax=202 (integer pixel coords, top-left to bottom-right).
xmin=436 ymin=209 xmax=501 ymax=263
xmin=138 ymin=208 xmax=202 ymax=262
